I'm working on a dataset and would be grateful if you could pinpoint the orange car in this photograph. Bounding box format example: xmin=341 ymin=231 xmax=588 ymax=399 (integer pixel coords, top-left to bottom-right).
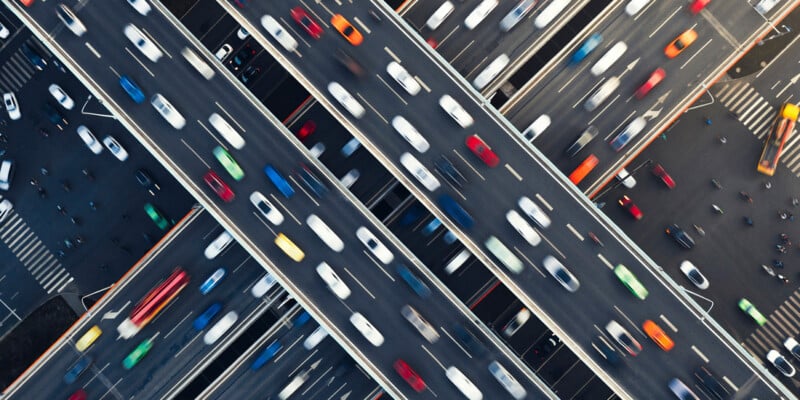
xmin=19 ymin=0 xmax=33 ymax=6
xmin=331 ymin=14 xmax=363 ymax=46
xmin=665 ymin=29 xmax=698 ymax=58
xmin=642 ymin=320 xmax=674 ymax=351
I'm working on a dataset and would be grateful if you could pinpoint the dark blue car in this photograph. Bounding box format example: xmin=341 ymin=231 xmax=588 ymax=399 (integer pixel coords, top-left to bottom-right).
xmin=264 ymin=165 xmax=295 ymax=198
xmin=119 ymin=75 xmax=145 ymax=104
xmin=396 ymin=264 xmax=431 ymax=298
xmin=193 ymin=302 xmax=223 ymax=331
xmin=438 ymin=194 xmax=475 ymax=229
xmin=63 ymin=355 xmax=92 ymax=384
xmin=251 ymin=340 xmax=282 ymax=370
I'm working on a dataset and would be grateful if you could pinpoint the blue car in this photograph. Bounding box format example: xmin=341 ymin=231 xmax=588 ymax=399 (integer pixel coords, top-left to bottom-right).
xmin=293 ymin=310 xmax=312 ymax=328
xmin=570 ymin=33 xmax=603 ymax=64
xmin=63 ymin=355 xmax=92 ymax=384
xmin=251 ymin=340 xmax=282 ymax=370
xmin=119 ymin=75 xmax=145 ymax=104
xmin=264 ymin=165 xmax=295 ymax=198
xmin=199 ymin=267 xmax=226 ymax=295
xmin=340 ymin=137 xmax=361 ymax=157
xmin=421 ymin=218 xmax=442 ymax=236
xmin=193 ymin=302 xmax=223 ymax=331
xmin=438 ymin=194 xmax=475 ymax=229
xmin=396 ymin=264 xmax=431 ymax=298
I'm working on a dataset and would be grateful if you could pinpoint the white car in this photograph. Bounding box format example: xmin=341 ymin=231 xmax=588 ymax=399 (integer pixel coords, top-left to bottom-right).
xmin=391 ymin=116 xmax=429 ymax=153
xmin=350 ymin=312 xmax=384 ymax=347
xmin=0 ymin=22 xmax=8 ymax=39
xmin=506 ymin=210 xmax=541 ymax=246
xmin=464 ymin=0 xmax=499 ymax=30
xmin=203 ymin=311 xmax=237 ymax=345
xmin=445 ymin=367 xmax=483 ymax=400
xmin=472 ymin=54 xmax=509 ymax=90
xmin=249 ymin=191 xmax=284 ymax=225
xmin=356 ymin=226 xmax=394 ymax=264
xmin=521 ymin=114 xmax=551 ymax=142
xmin=502 ymin=308 xmax=531 ymax=337
xmin=340 ymin=169 xmax=360 ymax=188
xmin=150 ymin=93 xmax=186 ymax=129
xmin=605 ymin=320 xmax=642 ymax=356
xmin=306 ymin=214 xmax=344 ymax=252
xmin=755 ymin=0 xmax=780 ymax=14
xmin=784 ymin=337 xmax=800 ymax=361
xmin=615 ymin=167 xmax=637 ymax=188
xmin=386 ymin=62 xmax=421 ymax=96
xmin=102 ymin=135 xmax=128 ymax=161
xmin=3 ymin=93 xmax=20 ymax=120
xmin=204 ymin=231 xmax=234 ymax=260
xmin=401 ymin=305 xmax=440 ymax=343
xmin=400 ymin=152 xmax=440 ymax=192
xmin=624 ymin=0 xmax=652 ymax=16
xmin=76 ymin=125 xmax=103 ymax=154
xmin=328 ymin=82 xmax=365 ymax=119
xmin=124 ymin=24 xmax=162 ymax=62
xmin=499 ymin=0 xmax=537 ymax=32
xmin=679 ymin=260 xmax=709 ymax=290
xmin=518 ymin=196 xmax=552 ymax=228
xmin=303 ymin=326 xmax=329 ymax=350
xmin=425 ymin=1 xmax=454 ymax=30
xmin=56 ymin=4 xmax=87 ymax=37
xmin=261 ymin=15 xmax=299 ymax=52
xmin=0 ymin=196 xmax=12 ymax=222
xmin=767 ymin=349 xmax=796 ymax=377
xmin=542 ymin=255 xmax=580 ymax=292
xmin=237 ymin=27 xmax=249 ymax=40
xmin=316 ymin=262 xmax=351 ymax=300
xmin=48 ymin=84 xmax=74 ymax=110
xmin=127 ymin=0 xmax=151 ymax=15
xmin=215 ymin=44 xmax=233 ymax=61
xmin=439 ymin=95 xmax=474 ymax=128
xmin=251 ymin=273 xmax=277 ymax=298
xmin=488 ymin=361 xmax=526 ymax=399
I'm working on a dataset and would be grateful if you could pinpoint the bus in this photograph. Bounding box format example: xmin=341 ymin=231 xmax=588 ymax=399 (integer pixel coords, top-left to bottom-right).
xmin=757 ymin=103 xmax=799 ymax=176
xmin=569 ymin=154 xmax=599 ymax=185
xmin=117 ymin=268 xmax=190 ymax=339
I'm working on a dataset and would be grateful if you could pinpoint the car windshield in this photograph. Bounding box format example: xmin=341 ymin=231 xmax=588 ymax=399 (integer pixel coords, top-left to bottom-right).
xmin=366 ymin=239 xmax=378 ymax=249
xmin=344 ymin=26 xmax=355 ymax=35
xmin=257 ymin=201 xmax=272 ymax=214
xmin=688 ymin=270 xmax=703 ymax=282
xmin=618 ymin=334 xmax=634 ymax=347
xmin=555 ymin=269 xmax=571 ymax=283
xmin=136 ymin=38 xmax=145 ymax=47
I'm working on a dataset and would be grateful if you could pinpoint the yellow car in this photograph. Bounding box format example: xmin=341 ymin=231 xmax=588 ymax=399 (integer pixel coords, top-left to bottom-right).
xmin=75 ymin=325 xmax=102 ymax=352
xmin=665 ymin=29 xmax=698 ymax=59
xmin=275 ymin=233 xmax=305 ymax=262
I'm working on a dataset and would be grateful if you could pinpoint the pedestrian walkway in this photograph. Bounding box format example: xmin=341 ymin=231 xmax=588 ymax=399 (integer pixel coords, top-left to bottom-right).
xmin=743 ymin=288 xmax=800 ymax=358
xmin=0 ymin=212 xmax=73 ymax=294
xmin=714 ymin=81 xmax=800 ymax=175
xmin=0 ymin=38 xmax=48 ymax=93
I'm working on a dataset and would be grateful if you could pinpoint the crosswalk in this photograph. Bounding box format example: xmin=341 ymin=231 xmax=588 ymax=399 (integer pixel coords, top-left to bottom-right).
xmin=714 ymin=80 xmax=800 ymax=176
xmin=743 ymin=288 xmax=800 ymax=360
xmin=0 ymin=212 xmax=74 ymax=294
xmin=0 ymin=38 xmax=48 ymax=94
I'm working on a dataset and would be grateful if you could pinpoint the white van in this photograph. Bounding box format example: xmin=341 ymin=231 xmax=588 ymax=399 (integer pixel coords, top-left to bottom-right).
xmin=616 ymin=168 xmax=637 ymax=188
xmin=444 ymin=249 xmax=471 ymax=275
xmin=521 ymin=114 xmax=551 ymax=142
xmin=181 ymin=48 xmax=215 ymax=80
xmin=278 ymin=372 xmax=308 ymax=400
xmin=391 ymin=116 xmax=430 ymax=153
xmin=464 ymin=0 xmax=499 ymax=30
xmin=208 ymin=113 xmax=245 ymax=150
xmin=251 ymin=273 xmax=278 ymax=297
xmin=261 ymin=15 xmax=299 ymax=52
xmin=0 ymin=160 xmax=14 ymax=191
xmin=306 ymin=214 xmax=345 ymax=252
xmin=203 ymin=311 xmax=237 ymax=345
xmin=426 ymin=1 xmax=455 ymax=30
xmin=446 ymin=367 xmax=483 ymax=400
xmin=400 ymin=152 xmax=440 ymax=192
xmin=472 ymin=54 xmax=510 ymax=90
xmin=534 ymin=0 xmax=571 ymax=29
xmin=584 ymin=76 xmax=620 ymax=111
xmin=303 ymin=326 xmax=329 ymax=350
xmin=590 ymin=41 xmax=627 ymax=76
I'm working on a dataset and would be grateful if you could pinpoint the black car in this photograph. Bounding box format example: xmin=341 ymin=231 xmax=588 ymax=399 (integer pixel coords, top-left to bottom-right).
xmin=565 ymin=125 xmax=599 ymax=158
xmin=531 ymin=332 xmax=561 ymax=362
xmin=135 ymin=168 xmax=161 ymax=196
xmin=42 ymin=103 xmax=68 ymax=130
xmin=693 ymin=366 xmax=730 ymax=400
xmin=240 ymin=65 xmax=261 ymax=84
xmin=665 ymin=224 xmax=695 ymax=249
xmin=297 ymin=164 xmax=327 ymax=198
xmin=228 ymin=44 xmax=255 ymax=72
xmin=335 ymin=48 xmax=366 ymax=76
xmin=592 ymin=336 xmax=621 ymax=366
xmin=21 ymin=43 xmax=47 ymax=70
xmin=435 ymin=155 xmax=468 ymax=188
xmin=452 ymin=324 xmax=486 ymax=357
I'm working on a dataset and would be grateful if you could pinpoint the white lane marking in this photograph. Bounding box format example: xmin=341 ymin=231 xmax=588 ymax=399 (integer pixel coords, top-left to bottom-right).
xmin=270 ymin=193 xmax=302 ymax=226
xmin=692 ymin=345 xmax=710 ymax=363
xmin=648 ymin=7 xmax=682 ymax=38
xmin=123 ymin=47 xmax=155 ymax=77
xmin=680 ymin=38 xmax=713 ymax=70
xmin=440 ymin=327 xmax=473 ymax=358
xmin=722 ymin=376 xmax=738 ymax=392
xmin=164 ymin=312 xmax=192 ymax=339
xmin=659 ymin=314 xmax=678 ymax=333
xmin=85 ymin=42 xmax=102 ymax=58
xmin=196 ymin=120 xmax=228 ymax=150
xmin=288 ymin=175 xmax=320 ymax=206
xmin=355 ymin=92 xmax=389 ymax=123
xmin=420 ymin=344 xmax=447 ymax=371
xmin=343 ymin=267 xmax=376 ymax=300
xmin=215 ymin=101 xmax=246 ymax=132
xmin=353 ymin=17 xmax=371 ymax=35
xmin=566 ymin=224 xmax=583 ymax=240
xmin=534 ymin=193 xmax=553 ymax=211
xmin=452 ymin=149 xmax=485 ymax=181
xmin=375 ymin=75 xmax=408 ymax=106
xmin=598 ymin=254 xmax=614 ymax=270
xmin=383 ymin=47 xmax=400 ymax=63
xmin=504 ymin=164 xmax=523 ymax=181
xmin=515 ymin=247 xmax=546 ymax=277
xmin=613 ymin=305 xmax=644 ymax=338
xmin=180 ymin=139 xmax=211 ymax=169
xmin=142 ymin=28 xmax=172 ymax=59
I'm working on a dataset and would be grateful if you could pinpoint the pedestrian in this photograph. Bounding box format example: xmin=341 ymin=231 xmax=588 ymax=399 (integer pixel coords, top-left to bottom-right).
xmin=711 ymin=178 xmax=723 ymax=189
xmin=780 ymin=211 xmax=788 ymax=220
xmin=765 ymin=181 xmax=773 ymax=189
xmin=88 ymin=201 xmax=96 ymax=211
xmin=56 ymin=204 xmax=66 ymax=215
xmin=719 ymin=136 xmax=727 ymax=144
xmin=705 ymin=117 xmax=713 ymax=126
xmin=40 ymin=167 xmax=49 ymax=176
xmin=37 ymin=187 xmax=46 ymax=199
xmin=712 ymin=204 xmax=724 ymax=214
xmin=61 ymin=180 xmax=71 ymax=192
xmin=56 ymin=250 xmax=65 ymax=258
xmin=29 ymin=178 xmax=38 ymax=186
xmin=740 ymin=191 xmax=753 ymax=203
xmin=75 ymin=235 xmax=84 ymax=245
xmin=744 ymin=216 xmax=754 ymax=226
xmin=70 ymin=216 xmax=80 ymax=226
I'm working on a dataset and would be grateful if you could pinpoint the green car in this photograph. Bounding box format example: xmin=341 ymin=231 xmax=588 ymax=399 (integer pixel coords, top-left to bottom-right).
xmin=738 ymin=298 xmax=767 ymax=326
xmin=144 ymin=203 xmax=170 ymax=230
xmin=122 ymin=339 xmax=153 ymax=370
xmin=212 ymin=146 xmax=244 ymax=181
xmin=613 ymin=264 xmax=649 ymax=300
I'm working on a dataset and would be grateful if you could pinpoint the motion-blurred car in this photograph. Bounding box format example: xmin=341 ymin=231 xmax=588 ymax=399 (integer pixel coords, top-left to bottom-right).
xmin=102 ymin=135 xmax=128 ymax=161
xmin=502 ymin=308 xmax=530 ymax=337
xmin=688 ymin=0 xmax=711 ymax=14
xmin=119 ymin=75 xmax=145 ymax=103
xmin=618 ymin=195 xmax=643 ymax=220
xmin=203 ymin=170 xmax=235 ymax=202
xmin=665 ymin=28 xmax=698 ymax=58
xmin=122 ymin=339 xmax=153 ymax=370
xmin=668 ymin=379 xmax=699 ymax=400
xmin=249 ymin=191 xmax=283 ymax=225
xmin=738 ymin=298 xmax=767 ymax=326
xmin=200 ymin=268 xmax=226 ymax=294
xmin=49 ymin=84 xmax=74 ymax=110
xmin=127 ymin=0 xmax=151 ymax=15
xmin=439 ymin=94 xmax=474 ymax=128
xmin=651 ymin=163 xmax=676 ymax=188
xmin=77 ymin=125 xmax=103 ymax=154
xmin=605 ymin=320 xmax=642 ymax=356
xmin=331 ymin=14 xmax=363 ymax=46
xmin=542 ymin=256 xmax=579 ymax=292
xmin=212 ymin=146 xmax=244 ymax=181
xmin=63 ymin=356 xmax=92 ymax=384
xmin=570 ymin=32 xmax=602 ymax=64
xmin=387 ymin=62 xmax=421 ymax=95
xmin=193 ymin=303 xmax=222 ymax=331
xmin=205 ymin=230 xmax=234 ymax=260
xmin=465 ymin=134 xmax=499 ymax=167
xmin=151 ymin=93 xmax=186 ymax=129
xmin=350 ymin=312 xmax=384 ymax=346
xmin=634 ymin=68 xmax=666 ymax=99
xmin=642 ymin=320 xmax=674 ymax=351
xmin=356 ymin=226 xmax=394 ymax=264
xmin=144 ymin=203 xmax=169 ymax=230
xmin=124 ymin=24 xmax=162 ymax=62
xmin=394 ymin=359 xmax=426 ymax=392
xmin=291 ymin=7 xmax=323 ymax=39
xmin=665 ymin=224 xmax=695 ymax=249
xmin=614 ymin=264 xmax=649 ymax=300
xmin=328 ymin=81 xmax=365 ymax=118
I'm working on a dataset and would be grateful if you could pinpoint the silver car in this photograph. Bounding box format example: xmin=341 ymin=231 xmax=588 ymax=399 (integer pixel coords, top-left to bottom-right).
xmin=518 ymin=196 xmax=552 ymax=228
xmin=400 ymin=305 xmax=440 ymax=343
xmin=356 ymin=226 xmax=394 ymax=264
xmin=150 ymin=93 xmax=186 ymax=129
xmin=488 ymin=361 xmax=526 ymax=399
xmin=123 ymin=24 xmax=162 ymax=62
xmin=542 ymin=255 xmax=580 ymax=292
xmin=391 ymin=116 xmax=429 ymax=153
xmin=400 ymin=152 xmax=440 ymax=192
xmin=328 ymin=81 xmax=365 ymax=119
xmin=439 ymin=95 xmax=474 ymax=128
xmin=77 ymin=125 xmax=103 ymax=154
xmin=499 ymin=0 xmax=537 ymax=32
xmin=386 ymin=62 xmax=421 ymax=95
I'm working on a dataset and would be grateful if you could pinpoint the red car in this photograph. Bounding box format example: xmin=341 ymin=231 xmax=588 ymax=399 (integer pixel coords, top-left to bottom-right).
xmin=465 ymin=134 xmax=499 ymax=167
xmin=68 ymin=389 xmax=87 ymax=400
xmin=393 ymin=359 xmax=426 ymax=392
xmin=291 ymin=7 xmax=323 ymax=39
xmin=619 ymin=195 xmax=643 ymax=220
xmin=426 ymin=37 xmax=439 ymax=49
xmin=634 ymin=68 xmax=666 ymax=99
xmin=688 ymin=0 xmax=710 ymax=14
xmin=297 ymin=120 xmax=316 ymax=139
xmin=651 ymin=163 xmax=676 ymax=189
xmin=204 ymin=170 xmax=235 ymax=202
